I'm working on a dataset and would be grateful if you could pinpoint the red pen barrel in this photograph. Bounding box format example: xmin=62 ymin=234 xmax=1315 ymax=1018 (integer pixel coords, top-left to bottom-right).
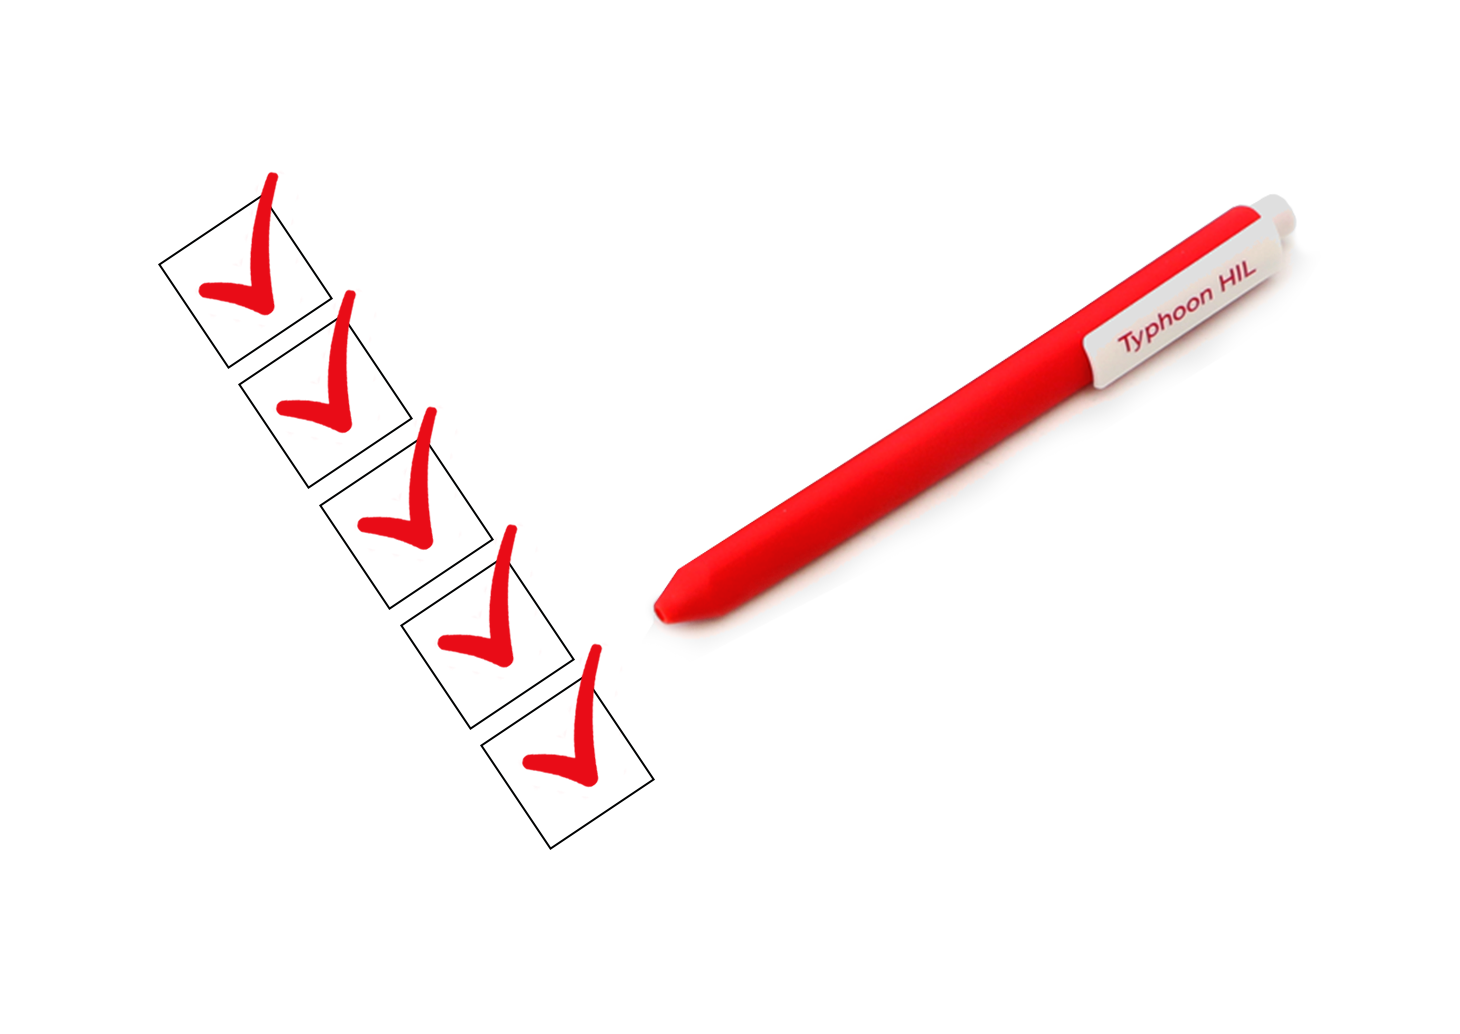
xmin=655 ymin=205 xmax=1267 ymax=622
xmin=657 ymin=335 xmax=1091 ymax=621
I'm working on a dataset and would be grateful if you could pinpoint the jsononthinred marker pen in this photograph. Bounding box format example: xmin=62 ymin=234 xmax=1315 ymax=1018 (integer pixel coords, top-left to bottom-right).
xmin=655 ymin=195 xmax=1297 ymax=623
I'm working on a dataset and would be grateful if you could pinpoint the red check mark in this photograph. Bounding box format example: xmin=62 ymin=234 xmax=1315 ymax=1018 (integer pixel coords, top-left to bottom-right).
xmin=437 ymin=524 xmax=517 ymax=666
xmin=199 ymin=172 xmax=277 ymax=315
xmin=357 ymin=407 xmax=436 ymax=549
xmin=275 ymin=290 xmax=355 ymax=432
xmin=522 ymin=644 xmax=602 ymax=787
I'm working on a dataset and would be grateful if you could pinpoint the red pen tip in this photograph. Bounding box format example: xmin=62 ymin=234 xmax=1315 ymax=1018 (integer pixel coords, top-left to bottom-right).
xmin=653 ymin=589 xmax=680 ymax=624
xmin=653 ymin=569 xmax=698 ymax=624
xmin=654 ymin=563 xmax=734 ymax=623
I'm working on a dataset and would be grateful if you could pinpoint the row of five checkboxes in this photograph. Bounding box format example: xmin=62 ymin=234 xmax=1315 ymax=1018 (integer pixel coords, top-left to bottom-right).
xmin=160 ymin=173 xmax=652 ymax=848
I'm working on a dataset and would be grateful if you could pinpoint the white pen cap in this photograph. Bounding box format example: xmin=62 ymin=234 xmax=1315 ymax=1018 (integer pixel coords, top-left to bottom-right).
xmin=1252 ymin=194 xmax=1296 ymax=238
xmin=1082 ymin=195 xmax=1294 ymax=387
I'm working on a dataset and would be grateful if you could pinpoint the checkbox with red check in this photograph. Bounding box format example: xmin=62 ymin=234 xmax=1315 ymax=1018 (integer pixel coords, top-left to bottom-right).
xmin=482 ymin=646 xmax=653 ymax=849
xmin=320 ymin=407 xmax=493 ymax=607
xmin=239 ymin=292 xmax=411 ymax=487
xmin=401 ymin=526 xmax=575 ymax=729
xmin=160 ymin=173 xmax=332 ymax=368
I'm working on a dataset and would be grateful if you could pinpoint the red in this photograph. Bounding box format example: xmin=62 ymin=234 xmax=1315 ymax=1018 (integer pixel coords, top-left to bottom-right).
xmin=276 ymin=290 xmax=355 ymax=432
xmin=199 ymin=172 xmax=278 ymax=315
xmin=357 ymin=407 xmax=437 ymax=550
xmin=654 ymin=205 xmax=1261 ymax=622
xmin=523 ymin=644 xmax=602 ymax=787
xmin=437 ymin=525 xmax=518 ymax=666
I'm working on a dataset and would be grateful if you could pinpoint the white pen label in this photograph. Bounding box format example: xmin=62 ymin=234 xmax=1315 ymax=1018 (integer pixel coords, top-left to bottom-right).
xmin=1083 ymin=217 xmax=1283 ymax=388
